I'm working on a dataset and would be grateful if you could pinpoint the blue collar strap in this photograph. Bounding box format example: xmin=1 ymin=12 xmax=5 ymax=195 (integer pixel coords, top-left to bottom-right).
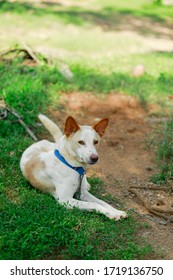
xmin=54 ymin=149 xmax=86 ymax=176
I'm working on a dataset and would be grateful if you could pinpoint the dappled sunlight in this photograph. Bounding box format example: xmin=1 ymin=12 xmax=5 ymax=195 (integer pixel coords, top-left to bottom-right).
xmin=0 ymin=0 xmax=173 ymax=38
xmin=1 ymin=0 xmax=173 ymax=68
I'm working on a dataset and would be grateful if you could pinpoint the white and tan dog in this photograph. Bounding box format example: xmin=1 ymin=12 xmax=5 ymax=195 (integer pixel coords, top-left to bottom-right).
xmin=20 ymin=114 xmax=127 ymax=220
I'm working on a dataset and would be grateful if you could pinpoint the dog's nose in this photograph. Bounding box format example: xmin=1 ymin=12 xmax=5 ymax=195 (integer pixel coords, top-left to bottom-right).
xmin=90 ymin=154 xmax=99 ymax=164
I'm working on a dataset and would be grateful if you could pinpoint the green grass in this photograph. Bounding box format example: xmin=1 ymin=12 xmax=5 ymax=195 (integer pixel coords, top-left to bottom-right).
xmin=0 ymin=0 xmax=173 ymax=77
xmin=0 ymin=139 xmax=152 ymax=260
xmin=0 ymin=189 xmax=152 ymax=260
xmin=0 ymin=0 xmax=172 ymax=23
xmin=0 ymin=59 xmax=155 ymax=260
xmin=1 ymin=0 xmax=172 ymax=260
xmin=0 ymin=131 xmax=153 ymax=260
xmin=1 ymin=59 xmax=173 ymax=112
xmin=149 ymin=120 xmax=173 ymax=184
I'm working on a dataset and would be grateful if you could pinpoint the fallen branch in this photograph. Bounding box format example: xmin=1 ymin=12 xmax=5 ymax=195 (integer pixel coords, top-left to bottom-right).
xmin=132 ymin=209 xmax=173 ymax=225
xmin=21 ymin=42 xmax=43 ymax=65
xmin=0 ymin=45 xmax=46 ymax=65
xmin=129 ymin=188 xmax=173 ymax=223
xmin=0 ymin=108 xmax=7 ymax=119
xmin=0 ymin=48 xmax=33 ymax=61
xmin=150 ymin=206 xmax=173 ymax=215
xmin=0 ymin=98 xmax=7 ymax=119
xmin=129 ymin=185 xmax=166 ymax=191
xmin=6 ymin=107 xmax=38 ymax=141
xmin=0 ymin=99 xmax=38 ymax=141
xmin=104 ymin=196 xmax=173 ymax=225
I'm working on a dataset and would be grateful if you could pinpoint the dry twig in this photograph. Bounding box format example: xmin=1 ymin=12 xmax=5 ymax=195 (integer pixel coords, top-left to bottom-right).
xmin=0 ymin=44 xmax=46 ymax=65
xmin=6 ymin=107 xmax=38 ymax=141
xmin=21 ymin=42 xmax=43 ymax=65
xmin=0 ymin=98 xmax=38 ymax=141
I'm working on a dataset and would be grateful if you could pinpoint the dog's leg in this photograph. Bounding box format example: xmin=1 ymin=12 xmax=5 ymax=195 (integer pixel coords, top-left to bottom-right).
xmin=54 ymin=195 xmax=121 ymax=220
xmin=80 ymin=177 xmax=127 ymax=220
xmin=80 ymin=190 xmax=127 ymax=220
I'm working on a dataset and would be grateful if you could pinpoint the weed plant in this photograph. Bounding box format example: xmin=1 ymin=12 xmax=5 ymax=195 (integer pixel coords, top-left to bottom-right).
xmin=150 ymin=120 xmax=173 ymax=184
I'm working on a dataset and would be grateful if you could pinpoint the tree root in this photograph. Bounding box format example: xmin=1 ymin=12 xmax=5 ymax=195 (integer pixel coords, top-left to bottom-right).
xmin=129 ymin=187 xmax=173 ymax=222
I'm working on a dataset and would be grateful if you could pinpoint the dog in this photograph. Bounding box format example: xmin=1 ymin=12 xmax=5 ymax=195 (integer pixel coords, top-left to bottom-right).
xmin=20 ymin=114 xmax=127 ymax=220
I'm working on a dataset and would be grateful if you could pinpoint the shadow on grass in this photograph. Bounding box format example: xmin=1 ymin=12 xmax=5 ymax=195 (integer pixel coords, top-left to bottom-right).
xmin=0 ymin=0 xmax=173 ymax=39
xmin=1 ymin=59 xmax=173 ymax=115
xmin=70 ymin=64 xmax=173 ymax=107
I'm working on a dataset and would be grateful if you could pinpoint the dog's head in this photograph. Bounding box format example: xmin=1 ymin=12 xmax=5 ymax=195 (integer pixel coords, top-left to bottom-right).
xmin=64 ymin=116 xmax=108 ymax=166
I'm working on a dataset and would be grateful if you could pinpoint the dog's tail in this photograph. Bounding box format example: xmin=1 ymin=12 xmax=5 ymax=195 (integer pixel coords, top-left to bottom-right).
xmin=38 ymin=114 xmax=63 ymax=142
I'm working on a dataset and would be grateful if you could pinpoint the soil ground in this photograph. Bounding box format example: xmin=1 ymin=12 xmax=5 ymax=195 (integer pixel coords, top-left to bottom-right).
xmin=45 ymin=92 xmax=173 ymax=259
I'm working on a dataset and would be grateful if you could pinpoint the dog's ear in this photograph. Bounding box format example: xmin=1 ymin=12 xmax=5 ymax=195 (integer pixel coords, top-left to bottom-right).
xmin=93 ymin=118 xmax=109 ymax=137
xmin=64 ymin=116 xmax=80 ymax=137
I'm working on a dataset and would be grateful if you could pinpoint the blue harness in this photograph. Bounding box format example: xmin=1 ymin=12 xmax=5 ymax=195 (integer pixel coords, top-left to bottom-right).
xmin=54 ymin=149 xmax=86 ymax=176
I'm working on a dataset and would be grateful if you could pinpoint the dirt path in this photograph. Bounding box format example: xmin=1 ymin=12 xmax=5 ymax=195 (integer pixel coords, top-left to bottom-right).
xmin=46 ymin=92 xmax=173 ymax=260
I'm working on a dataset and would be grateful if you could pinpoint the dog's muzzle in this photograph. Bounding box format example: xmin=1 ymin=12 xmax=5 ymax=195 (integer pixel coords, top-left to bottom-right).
xmin=90 ymin=154 xmax=99 ymax=164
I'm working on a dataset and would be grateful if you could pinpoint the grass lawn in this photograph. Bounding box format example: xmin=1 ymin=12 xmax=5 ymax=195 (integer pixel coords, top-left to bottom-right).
xmin=0 ymin=0 xmax=173 ymax=259
xmin=0 ymin=60 xmax=153 ymax=260
xmin=0 ymin=0 xmax=173 ymax=72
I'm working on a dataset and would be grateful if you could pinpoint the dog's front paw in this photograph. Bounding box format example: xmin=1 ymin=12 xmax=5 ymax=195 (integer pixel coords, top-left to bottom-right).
xmin=109 ymin=210 xmax=128 ymax=221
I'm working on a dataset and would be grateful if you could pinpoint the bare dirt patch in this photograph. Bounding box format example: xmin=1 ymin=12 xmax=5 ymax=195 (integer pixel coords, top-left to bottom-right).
xmin=47 ymin=92 xmax=173 ymax=259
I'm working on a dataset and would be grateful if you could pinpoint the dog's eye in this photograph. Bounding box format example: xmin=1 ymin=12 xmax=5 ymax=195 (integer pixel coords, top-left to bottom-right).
xmin=78 ymin=140 xmax=85 ymax=145
xmin=94 ymin=140 xmax=98 ymax=145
